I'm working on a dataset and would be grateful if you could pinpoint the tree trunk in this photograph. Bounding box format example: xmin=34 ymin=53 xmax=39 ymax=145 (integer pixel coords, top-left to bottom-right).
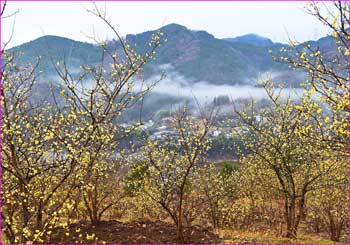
xmin=177 ymin=207 xmax=185 ymax=243
xmin=177 ymin=221 xmax=186 ymax=244
xmin=20 ymin=183 xmax=31 ymax=243
xmin=284 ymin=193 xmax=306 ymax=239
xmin=327 ymin=209 xmax=344 ymax=242
xmin=177 ymin=192 xmax=186 ymax=243
xmin=284 ymin=196 xmax=297 ymax=238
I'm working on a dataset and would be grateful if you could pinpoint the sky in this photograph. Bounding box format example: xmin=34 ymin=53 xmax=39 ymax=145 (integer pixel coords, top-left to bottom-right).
xmin=1 ymin=1 xmax=330 ymax=48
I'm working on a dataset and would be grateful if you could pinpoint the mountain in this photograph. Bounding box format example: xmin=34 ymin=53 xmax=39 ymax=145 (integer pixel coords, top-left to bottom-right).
xmin=10 ymin=35 xmax=103 ymax=74
xmin=8 ymin=23 xmax=336 ymax=87
xmin=223 ymin=34 xmax=274 ymax=47
xmin=124 ymin=24 xmax=268 ymax=84
xmin=116 ymin=24 xmax=295 ymax=85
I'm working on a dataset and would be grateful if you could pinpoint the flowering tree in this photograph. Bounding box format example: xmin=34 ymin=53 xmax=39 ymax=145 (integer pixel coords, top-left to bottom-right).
xmin=1 ymin=3 xmax=163 ymax=243
xmin=126 ymin=106 xmax=216 ymax=243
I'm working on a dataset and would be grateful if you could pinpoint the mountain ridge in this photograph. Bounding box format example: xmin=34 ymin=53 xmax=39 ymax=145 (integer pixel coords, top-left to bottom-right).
xmin=9 ymin=23 xmax=334 ymax=87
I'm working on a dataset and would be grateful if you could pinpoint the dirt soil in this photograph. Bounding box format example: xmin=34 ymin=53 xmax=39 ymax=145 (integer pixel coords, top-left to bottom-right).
xmin=50 ymin=220 xmax=220 ymax=244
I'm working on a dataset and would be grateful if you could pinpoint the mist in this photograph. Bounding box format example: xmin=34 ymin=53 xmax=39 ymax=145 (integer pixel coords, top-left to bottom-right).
xmin=36 ymin=63 xmax=305 ymax=121
xmin=146 ymin=64 xmax=304 ymax=104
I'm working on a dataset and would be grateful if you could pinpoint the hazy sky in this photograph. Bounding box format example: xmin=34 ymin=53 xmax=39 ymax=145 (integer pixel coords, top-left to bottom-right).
xmin=2 ymin=1 xmax=330 ymax=48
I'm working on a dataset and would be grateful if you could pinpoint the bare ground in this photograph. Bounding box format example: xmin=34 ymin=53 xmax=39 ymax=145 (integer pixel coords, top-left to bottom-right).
xmin=50 ymin=220 xmax=220 ymax=244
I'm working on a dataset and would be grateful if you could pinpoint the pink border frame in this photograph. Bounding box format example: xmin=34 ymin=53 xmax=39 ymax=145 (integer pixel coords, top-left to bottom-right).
xmin=0 ymin=0 xmax=349 ymax=245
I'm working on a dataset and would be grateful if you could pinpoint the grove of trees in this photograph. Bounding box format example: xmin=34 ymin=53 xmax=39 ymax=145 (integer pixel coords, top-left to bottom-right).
xmin=1 ymin=1 xmax=349 ymax=244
